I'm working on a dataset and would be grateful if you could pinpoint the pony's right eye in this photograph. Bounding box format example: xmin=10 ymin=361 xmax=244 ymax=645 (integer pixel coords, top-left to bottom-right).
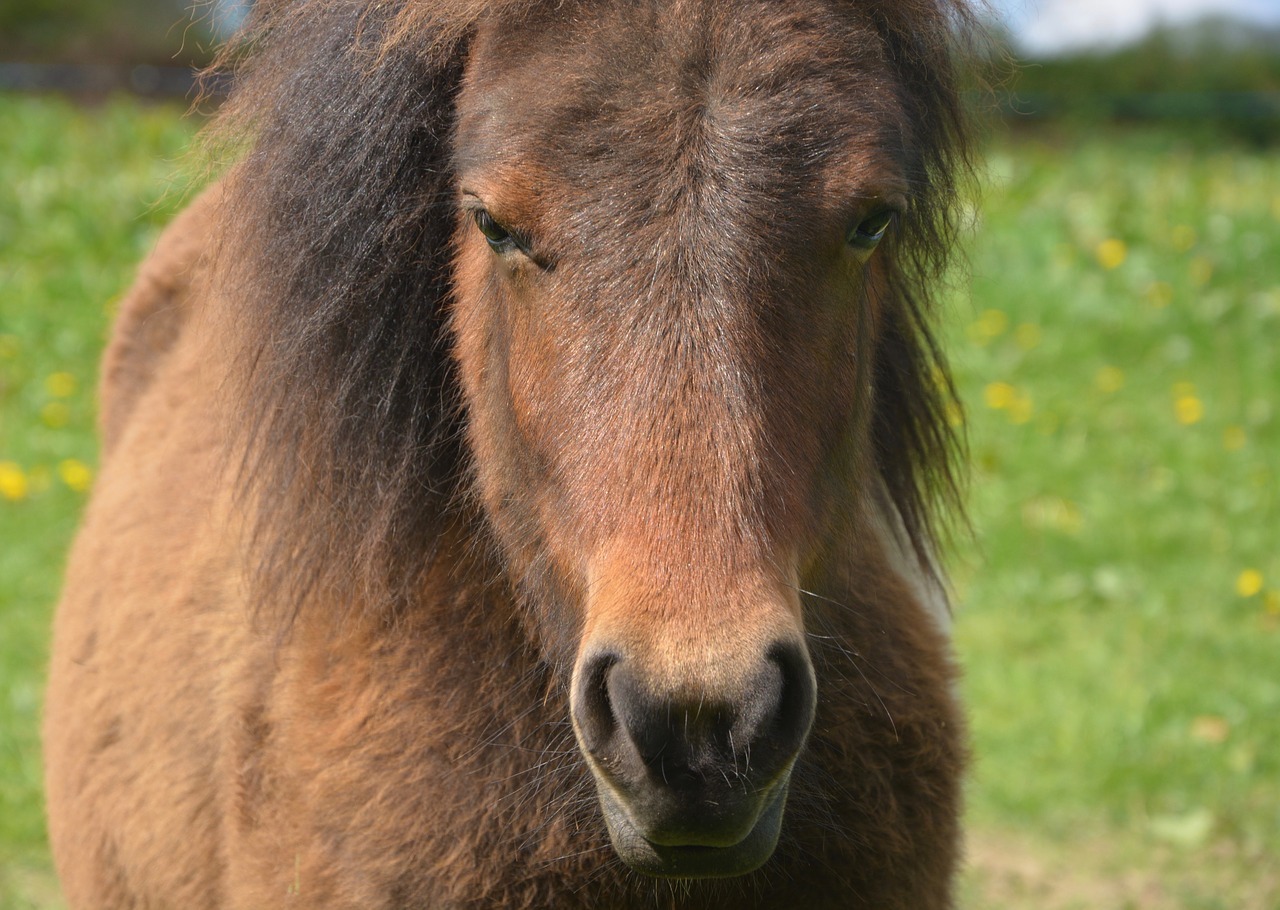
xmin=846 ymin=209 xmax=896 ymax=251
xmin=473 ymin=209 xmax=522 ymax=255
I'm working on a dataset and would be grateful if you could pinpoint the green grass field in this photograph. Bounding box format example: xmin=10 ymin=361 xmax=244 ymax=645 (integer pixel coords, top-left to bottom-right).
xmin=1 ymin=94 xmax=1277 ymax=908
xmin=1 ymin=96 xmax=198 ymax=910
xmin=952 ymin=131 xmax=1280 ymax=908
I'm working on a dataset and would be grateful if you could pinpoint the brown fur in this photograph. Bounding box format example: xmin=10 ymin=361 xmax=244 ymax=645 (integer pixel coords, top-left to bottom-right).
xmin=45 ymin=0 xmax=976 ymax=906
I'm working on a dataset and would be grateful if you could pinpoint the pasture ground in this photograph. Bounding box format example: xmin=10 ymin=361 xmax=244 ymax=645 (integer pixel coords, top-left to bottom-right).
xmin=1 ymin=94 xmax=1277 ymax=908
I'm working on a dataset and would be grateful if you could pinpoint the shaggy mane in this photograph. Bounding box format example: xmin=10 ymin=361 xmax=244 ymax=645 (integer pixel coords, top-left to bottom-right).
xmin=205 ymin=0 xmax=976 ymax=623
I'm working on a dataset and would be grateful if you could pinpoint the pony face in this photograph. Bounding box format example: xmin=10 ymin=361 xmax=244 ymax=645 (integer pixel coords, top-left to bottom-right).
xmin=46 ymin=0 xmax=970 ymax=901
xmin=449 ymin=0 xmax=916 ymax=878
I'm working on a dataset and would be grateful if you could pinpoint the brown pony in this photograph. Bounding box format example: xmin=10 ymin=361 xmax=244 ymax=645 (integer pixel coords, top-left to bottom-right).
xmin=44 ymin=0 xmax=974 ymax=906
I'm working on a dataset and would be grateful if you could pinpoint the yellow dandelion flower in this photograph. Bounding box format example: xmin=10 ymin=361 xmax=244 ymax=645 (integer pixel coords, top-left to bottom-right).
xmin=1237 ymin=570 xmax=1264 ymax=598
xmin=45 ymin=372 xmax=77 ymax=398
xmin=1189 ymin=256 xmax=1213 ymax=287
xmin=1145 ymin=280 xmax=1174 ymax=309
xmin=1014 ymin=323 xmax=1041 ymax=351
xmin=1171 ymin=225 xmax=1197 ymax=253
xmin=981 ymin=309 xmax=1009 ymax=335
xmin=41 ymin=401 xmax=70 ymax=429
xmin=984 ymin=381 xmax=1017 ymax=410
xmin=967 ymin=309 xmax=1009 ymax=345
xmin=1175 ymin=395 xmax=1204 ymax=426
xmin=1223 ymin=425 xmax=1247 ymax=452
xmin=58 ymin=459 xmax=94 ymax=493
xmin=1095 ymin=366 xmax=1125 ymax=394
xmin=0 ymin=462 xmax=29 ymax=501
xmin=1095 ymin=238 xmax=1127 ymax=270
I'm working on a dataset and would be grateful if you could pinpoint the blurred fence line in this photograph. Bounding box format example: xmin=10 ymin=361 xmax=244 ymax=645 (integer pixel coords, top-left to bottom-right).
xmin=0 ymin=62 xmax=203 ymax=98
xmin=1002 ymin=91 xmax=1280 ymax=121
xmin=2 ymin=6 xmax=1278 ymax=142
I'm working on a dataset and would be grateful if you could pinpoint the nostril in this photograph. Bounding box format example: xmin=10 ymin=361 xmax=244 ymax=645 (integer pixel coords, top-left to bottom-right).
xmin=732 ymin=659 xmax=783 ymax=749
xmin=606 ymin=663 xmax=722 ymax=792
xmin=730 ymin=640 xmax=816 ymax=776
xmin=767 ymin=639 xmax=817 ymax=751
xmin=573 ymin=650 xmax=619 ymax=753
xmin=603 ymin=661 xmax=673 ymax=766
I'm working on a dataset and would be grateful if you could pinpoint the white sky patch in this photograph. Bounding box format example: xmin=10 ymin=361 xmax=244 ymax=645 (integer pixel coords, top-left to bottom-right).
xmin=991 ymin=0 xmax=1280 ymax=55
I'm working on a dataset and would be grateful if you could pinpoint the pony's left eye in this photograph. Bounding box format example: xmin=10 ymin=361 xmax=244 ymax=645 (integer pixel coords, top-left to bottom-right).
xmin=473 ymin=209 xmax=524 ymax=255
xmin=847 ymin=209 xmax=896 ymax=250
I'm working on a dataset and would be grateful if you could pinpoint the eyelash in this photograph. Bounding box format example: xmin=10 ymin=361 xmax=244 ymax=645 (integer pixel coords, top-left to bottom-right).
xmin=472 ymin=209 xmax=527 ymax=256
xmin=846 ymin=209 xmax=897 ymax=250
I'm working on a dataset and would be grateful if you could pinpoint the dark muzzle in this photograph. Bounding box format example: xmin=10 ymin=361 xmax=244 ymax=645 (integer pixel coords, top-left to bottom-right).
xmin=571 ymin=640 xmax=816 ymax=878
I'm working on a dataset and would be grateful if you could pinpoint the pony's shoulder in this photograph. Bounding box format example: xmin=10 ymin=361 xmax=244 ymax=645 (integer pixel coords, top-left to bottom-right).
xmin=99 ymin=182 xmax=227 ymax=455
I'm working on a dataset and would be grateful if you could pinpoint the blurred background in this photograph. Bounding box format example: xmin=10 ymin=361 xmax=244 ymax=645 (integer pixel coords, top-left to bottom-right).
xmin=1 ymin=1 xmax=1277 ymax=907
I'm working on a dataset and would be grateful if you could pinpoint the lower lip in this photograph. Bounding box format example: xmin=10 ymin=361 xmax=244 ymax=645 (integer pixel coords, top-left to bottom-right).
xmin=598 ymin=780 xmax=790 ymax=879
